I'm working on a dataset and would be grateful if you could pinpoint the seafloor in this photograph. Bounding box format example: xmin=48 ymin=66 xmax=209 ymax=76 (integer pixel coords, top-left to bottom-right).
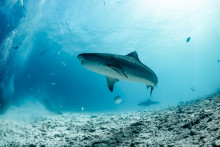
xmin=0 ymin=92 xmax=220 ymax=147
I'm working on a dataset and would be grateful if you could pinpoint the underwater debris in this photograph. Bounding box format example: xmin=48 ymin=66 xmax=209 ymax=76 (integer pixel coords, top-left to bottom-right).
xmin=13 ymin=41 xmax=22 ymax=50
xmin=191 ymin=87 xmax=195 ymax=92
xmin=61 ymin=61 xmax=66 ymax=67
xmin=137 ymin=99 xmax=160 ymax=107
xmin=81 ymin=107 xmax=84 ymax=111
xmin=186 ymin=37 xmax=191 ymax=42
xmin=40 ymin=49 xmax=48 ymax=55
xmin=77 ymin=51 xmax=158 ymax=96
xmin=114 ymin=95 xmax=123 ymax=104
xmin=18 ymin=0 xmax=25 ymax=9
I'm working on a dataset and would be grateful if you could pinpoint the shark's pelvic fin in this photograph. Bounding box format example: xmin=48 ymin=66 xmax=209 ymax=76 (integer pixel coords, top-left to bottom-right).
xmin=109 ymin=65 xmax=128 ymax=78
xmin=126 ymin=51 xmax=140 ymax=62
xmin=106 ymin=76 xmax=119 ymax=92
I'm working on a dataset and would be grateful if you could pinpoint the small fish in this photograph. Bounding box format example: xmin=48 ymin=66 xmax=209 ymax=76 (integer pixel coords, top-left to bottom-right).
xmin=40 ymin=49 xmax=48 ymax=55
xmin=138 ymin=99 xmax=160 ymax=107
xmin=61 ymin=61 xmax=66 ymax=67
xmin=81 ymin=107 xmax=84 ymax=111
xmin=114 ymin=95 xmax=123 ymax=104
xmin=13 ymin=46 xmax=19 ymax=50
xmin=51 ymin=82 xmax=56 ymax=86
xmin=186 ymin=37 xmax=191 ymax=42
xmin=191 ymin=87 xmax=195 ymax=92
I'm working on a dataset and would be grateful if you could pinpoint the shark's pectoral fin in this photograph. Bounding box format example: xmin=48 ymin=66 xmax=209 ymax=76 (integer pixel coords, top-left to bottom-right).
xmin=147 ymin=85 xmax=150 ymax=89
xmin=109 ymin=65 xmax=128 ymax=78
xmin=106 ymin=76 xmax=119 ymax=92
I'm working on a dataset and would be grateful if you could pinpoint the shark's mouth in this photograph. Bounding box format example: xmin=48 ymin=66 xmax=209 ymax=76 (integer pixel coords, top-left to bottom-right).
xmin=77 ymin=54 xmax=87 ymax=65
xmin=81 ymin=59 xmax=86 ymax=64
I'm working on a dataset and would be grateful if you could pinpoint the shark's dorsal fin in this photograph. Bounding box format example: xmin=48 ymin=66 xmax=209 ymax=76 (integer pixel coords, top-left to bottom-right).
xmin=126 ymin=51 xmax=140 ymax=61
xmin=109 ymin=65 xmax=128 ymax=78
xmin=106 ymin=76 xmax=119 ymax=92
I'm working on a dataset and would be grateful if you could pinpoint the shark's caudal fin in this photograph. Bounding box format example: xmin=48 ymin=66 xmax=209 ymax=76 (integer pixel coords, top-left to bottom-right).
xmin=150 ymin=87 xmax=154 ymax=96
xmin=147 ymin=85 xmax=154 ymax=96
xmin=106 ymin=76 xmax=119 ymax=92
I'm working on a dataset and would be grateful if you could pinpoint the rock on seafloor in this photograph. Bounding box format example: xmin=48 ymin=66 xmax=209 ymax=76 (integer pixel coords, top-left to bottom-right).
xmin=0 ymin=92 xmax=220 ymax=146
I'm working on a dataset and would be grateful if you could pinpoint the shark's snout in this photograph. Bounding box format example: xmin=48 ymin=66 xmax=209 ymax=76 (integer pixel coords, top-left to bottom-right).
xmin=77 ymin=54 xmax=86 ymax=63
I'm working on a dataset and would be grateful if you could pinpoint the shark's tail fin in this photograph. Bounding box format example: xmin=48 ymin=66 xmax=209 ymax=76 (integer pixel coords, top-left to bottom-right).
xmin=150 ymin=87 xmax=154 ymax=97
xmin=147 ymin=85 xmax=154 ymax=97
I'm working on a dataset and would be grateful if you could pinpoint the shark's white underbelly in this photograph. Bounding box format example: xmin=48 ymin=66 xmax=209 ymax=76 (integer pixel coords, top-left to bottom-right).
xmin=85 ymin=65 xmax=154 ymax=86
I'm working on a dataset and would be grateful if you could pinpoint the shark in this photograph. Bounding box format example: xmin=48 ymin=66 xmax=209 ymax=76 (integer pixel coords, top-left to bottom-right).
xmin=77 ymin=51 xmax=158 ymax=96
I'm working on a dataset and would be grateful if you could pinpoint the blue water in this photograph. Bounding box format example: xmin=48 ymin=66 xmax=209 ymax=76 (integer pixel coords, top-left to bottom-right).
xmin=1 ymin=0 xmax=220 ymax=113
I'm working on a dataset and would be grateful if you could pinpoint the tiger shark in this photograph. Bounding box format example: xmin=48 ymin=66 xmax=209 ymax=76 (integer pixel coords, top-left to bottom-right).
xmin=77 ymin=51 xmax=158 ymax=96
